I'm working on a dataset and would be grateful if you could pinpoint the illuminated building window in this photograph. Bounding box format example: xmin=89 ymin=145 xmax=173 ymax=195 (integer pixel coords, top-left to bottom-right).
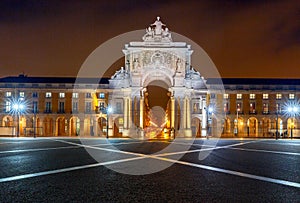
xmin=249 ymin=94 xmax=255 ymax=99
xmin=236 ymin=102 xmax=242 ymax=112
xmin=289 ymin=94 xmax=295 ymax=100
xmin=263 ymin=94 xmax=269 ymax=99
xmin=237 ymin=94 xmax=242 ymax=100
xmin=5 ymin=101 xmax=11 ymax=112
xmin=276 ymin=94 xmax=282 ymax=100
xmin=276 ymin=103 xmax=282 ymax=113
xmin=19 ymin=92 xmax=25 ymax=98
xmin=72 ymin=93 xmax=79 ymax=98
xmin=46 ymin=92 xmax=52 ymax=98
xmin=263 ymin=103 xmax=269 ymax=114
xmin=99 ymin=93 xmax=105 ymax=99
xmin=224 ymin=94 xmax=229 ymax=99
xmin=5 ymin=92 xmax=12 ymax=97
xmin=59 ymin=92 xmax=65 ymax=98
xmin=249 ymin=102 xmax=256 ymax=114
xmin=224 ymin=102 xmax=229 ymax=112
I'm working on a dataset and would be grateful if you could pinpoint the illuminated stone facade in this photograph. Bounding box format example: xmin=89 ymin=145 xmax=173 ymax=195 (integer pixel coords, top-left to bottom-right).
xmin=0 ymin=18 xmax=299 ymax=138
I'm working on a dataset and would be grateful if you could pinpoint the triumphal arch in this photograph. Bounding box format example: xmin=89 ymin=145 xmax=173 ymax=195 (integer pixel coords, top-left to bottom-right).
xmin=109 ymin=17 xmax=208 ymax=138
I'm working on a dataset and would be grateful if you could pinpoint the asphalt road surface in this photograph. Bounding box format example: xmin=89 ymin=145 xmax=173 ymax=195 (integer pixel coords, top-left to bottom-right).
xmin=0 ymin=137 xmax=299 ymax=202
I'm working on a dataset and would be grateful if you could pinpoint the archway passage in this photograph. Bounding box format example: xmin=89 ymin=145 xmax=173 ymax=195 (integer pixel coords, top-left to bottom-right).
xmin=248 ymin=117 xmax=258 ymax=137
xmin=144 ymin=80 xmax=171 ymax=139
xmin=97 ymin=117 xmax=107 ymax=137
xmin=43 ymin=117 xmax=53 ymax=136
xmin=70 ymin=117 xmax=80 ymax=136
xmin=57 ymin=117 xmax=66 ymax=136
xmin=191 ymin=117 xmax=202 ymax=137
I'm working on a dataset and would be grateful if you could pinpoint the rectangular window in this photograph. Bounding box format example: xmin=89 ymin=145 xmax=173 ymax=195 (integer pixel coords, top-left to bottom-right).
xmin=19 ymin=92 xmax=25 ymax=98
xmin=32 ymin=92 xmax=38 ymax=98
xmin=249 ymin=94 xmax=255 ymax=99
xmin=249 ymin=102 xmax=256 ymax=114
xmin=116 ymin=102 xmax=122 ymax=113
xmin=46 ymin=92 xmax=52 ymax=98
xmin=5 ymin=92 xmax=12 ymax=97
xmin=32 ymin=101 xmax=38 ymax=113
xmin=223 ymin=94 xmax=229 ymax=99
xmin=263 ymin=94 xmax=269 ymax=99
xmin=237 ymin=94 xmax=242 ymax=99
xmin=5 ymin=101 xmax=11 ymax=112
xmin=72 ymin=101 xmax=78 ymax=112
xmin=224 ymin=102 xmax=229 ymax=112
xmin=99 ymin=92 xmax=105 ymax=99
xmin=276 ymin=103 xmax=282 ymax=113
xmin=45 ymin=102 xmax=52 ymax=113
xmin=72 ymin=93 xmax=79 ymax=98
xmin=58 ymin=102 xmax=65 ymax=113
xmin=289 ymin=94 xmax=295 ymax=100
xmin=98 ymin=102 xmax=105 ymax=110
xmin=236 ymin=102 xmax=242 ymax=112
xmin=85 ymin=102 xmax=92 ymax=113
xmin=59 ymin=92 xmax=65 ymax=98
xmin=263 ymin=103 xmax=269 ymax=114
xmin=86 ymin=93 xmax=92 ymax=98
xmin=210 ymin=94 xmax=216 ymax=99
xmin=276 ymin=94 xmax=282 ymax=100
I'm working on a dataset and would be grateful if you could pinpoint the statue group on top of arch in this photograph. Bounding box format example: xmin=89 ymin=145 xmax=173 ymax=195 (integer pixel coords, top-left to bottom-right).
xmin=142 ymin=17 xmax=172 ymax=42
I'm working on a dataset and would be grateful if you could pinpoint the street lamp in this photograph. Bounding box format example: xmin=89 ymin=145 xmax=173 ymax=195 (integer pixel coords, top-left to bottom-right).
xmin=287 ymin=105 xmax=298 ymax=139
xmin=12 ymin=101 xmax=25 ymax=137
xmin=106 ymin=106 xmax=112 ymax=139
xmin=206 ymin=105 xmax=214 ymax=139
xmin=275 ymin=104 xmax=279 ymax=140
xmin=234 ymin=106 xmax=240 ymax=137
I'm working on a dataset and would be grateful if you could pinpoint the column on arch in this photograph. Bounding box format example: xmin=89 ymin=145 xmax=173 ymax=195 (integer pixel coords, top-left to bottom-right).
xmin=128 ymin=97 xmax=132 ymax=129
xmin=123 ymin=97 xmax=128 ymax=129
xmin=139 ymin=96 xmax=144 ymax=129
xmin=202 ymin=99 xmax=207 ymax=136
xmin=171 ymin=96 xmax=175 ymax=129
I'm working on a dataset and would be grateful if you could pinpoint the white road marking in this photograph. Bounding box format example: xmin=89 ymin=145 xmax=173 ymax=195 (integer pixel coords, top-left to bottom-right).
xmin=1 ymin=138 xmax=299 ymax=189
xmin=228 ymin=147 xmax=300 ymax=156
xmin=155 ymin=140 xmax=259 ymax=157
xmin=50 ymin=139 xmax=155 ymax=158
xmin=0 ymin=140 xmax=147 ymax=154
xmin=259 ymin=141 xmax=300 ymax=146
xmin=153 ymin=157 xmax=300 ymax=188
xmin=0 ymin=146 xmax=82 ymax=154
xmin=0 ymin=156 xmax=145 ymax=183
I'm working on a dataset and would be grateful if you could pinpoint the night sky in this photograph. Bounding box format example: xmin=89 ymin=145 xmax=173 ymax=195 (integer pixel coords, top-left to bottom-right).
xmin=0 ymin=0 xmax=299 ymax=78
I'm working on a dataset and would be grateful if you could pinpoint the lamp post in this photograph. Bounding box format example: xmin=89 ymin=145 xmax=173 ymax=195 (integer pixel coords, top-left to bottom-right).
xmin=234 ymin=107 xmax=240 ymax=137
xmin=287 ymin=106 xmax=298 ymax=140
xmin=12 ymin=102 xmax=25 ymax=137
xmin=275 ymin=104 xmax=279 ymax=140
xmin=206 ymin=105 xmax=213 ymax=139
xmin=106 ymin=106 xmax=112 ymax=139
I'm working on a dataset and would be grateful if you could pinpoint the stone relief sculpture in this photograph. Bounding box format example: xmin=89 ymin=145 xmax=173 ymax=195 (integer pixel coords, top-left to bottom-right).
xmin=111 ymin=67 xmax=130 ymax=80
